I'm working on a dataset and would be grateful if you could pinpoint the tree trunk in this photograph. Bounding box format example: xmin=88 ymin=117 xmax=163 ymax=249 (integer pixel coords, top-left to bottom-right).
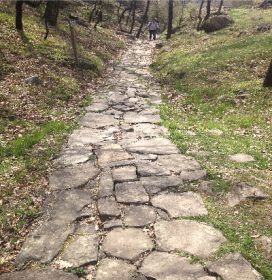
xmin=197 ymin=0 xmax=204 ymax=31
xmin=136 ymin=0 xmax=150 ymax=38
xmin=217 ymin=0 xmax=224 ymax=15
xmin=130 ymin=0 xmax=136 ymax=34
xmin=44 ymin=0 xmax=60 ymax=27
xmin=166 ymin=0 xmax=173 ymax=40
xmin=263 ymin=58 xmax=272 ymax=87
xmin=89 ymin=0 xmax=97 ymax=23
xmin=205 ymin=0 xmax=211 ymax=21
xmin=16 ymin=1 xmax=24 ymax=30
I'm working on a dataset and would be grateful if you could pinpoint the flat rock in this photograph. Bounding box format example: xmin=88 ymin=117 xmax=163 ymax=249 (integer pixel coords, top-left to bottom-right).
xmin=49 ymin=161 xmax=100 ymax=191
xmin=86 ymin=102 xmax=109 ymax=112
xmin=112 ymin=165 xmax=137 ymax=183
xmin=102 ymin=228 xmax=153 ymax=261
xmin=157 ymin=154 xmax=201 ymax=173
xmin=226 ymin=182 xmax=269 ymax=207
xmin=108 ymin=91 xmax=128 ymax=104
xmin=61 ymin=234 xmax=99 ymax=267
xmin=179 ymin=170 xmax=207 ymax=181
xmin=54 ymin=146 xmax=93 ymax=166
xmin=124 ymin=112 xmax=161 ymax=123
xmin=132 ymin=123 xmax=169 ymax=137
xmin=78 ymin=113 xmax=119 ymax=128
xmin=151 ymin=192 xmax=208 ymax=218
xmin=137 ymin=160 xmax=171 ymax=177
xmin=98 ymin=197 xmax=120 ymax=221
xmin=97 ymin=144 xmax=133 ymax=164
xmin=198 ymin=181 xmax=214 ymax=194
xmin=229 ymin=153 xmax=255 ymax=163
xmin=155 ymin=220 xmax=226 ymax=258
xmin=103 ymin=219 xmax=123 ymax=230
xmin=95 ymin=258 xmax=136 ymax=280
xmin=124 ymin=138 xmax=180 ymax=155
xmin=124 ymin=205 xmax=156 ymax=227
xmin=98 ymin=170 xmax=114 ymax=197
xmin=205 ymin=253 xmax=264 ymax=280
xmin=141 ymin=176 xmax=182 ymax=195
xmin=115 ymin=181 xmax=149 ymax=203
xmin=139 ymin=251 xmax=210 ymax=280
xmin=75 ymin=224 xmax=98 ymax=235
xmin=0 ymin=268 xmax=79 ymax=280
xmin=132 ymin=153 xmax=158 ymax=161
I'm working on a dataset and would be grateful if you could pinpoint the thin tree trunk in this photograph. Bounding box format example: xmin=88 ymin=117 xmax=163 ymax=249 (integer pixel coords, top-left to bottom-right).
xmin=44 ymin=0 xmax=60 ymax=26
xmin=16 ymin=1 xmax=24 ymax=30
xmin=217 ymin=0 xmax=224 ymax=15
xmin=136 ymin=0 xmax=150 ymax=38
xmin=126 ymin=7 xmax=132 ymax=25
xmin=130 ymin=0 xmax=136 ymax=34
xmin=118 ymin=6 xmax=131 ymax=24
xmin=89 ymin=0 xmax=97 ymax=23
xmin=166 ymin=0 xmax=173 ymax=40
xmin=205 ymin=0 xmax=211 ymax=21
xmin=263 ymin=58 xmax=272 ymax=87
xmin=197 ymin=0 xmax=204 ymax=31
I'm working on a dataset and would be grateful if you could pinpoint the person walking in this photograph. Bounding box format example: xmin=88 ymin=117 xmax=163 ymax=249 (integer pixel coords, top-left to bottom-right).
xmin=147 ymin=18 xmax=159 ymax=40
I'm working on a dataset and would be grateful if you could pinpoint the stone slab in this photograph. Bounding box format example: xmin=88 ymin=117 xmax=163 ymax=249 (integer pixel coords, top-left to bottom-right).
xmin=115 ymin=181 xmax=149 ymax=204
xmin=205 ymin=253 xmax=264 ymax=280
xmin=61 ymin=234 xmax=99 ymax=267
xmin=124 ymin=112 xmax=161 ymax=123
xmin=103 ymin=219 xmax=123 ymax=230
xmin=132 ymin=153 xmax=158 ymax=161
xmin=124 ymin=205 xmax=156 ymax=227
xmin=0 ymin=268 xmax=79 ymax=280
xmin=124 ymin=138 xmax=180 ymax=155
xmin=78 ymin=113 xmax=119 ymax=128
xmin=97 ymin=144 xmax=133 ymax=164
xmin=229 ymin=153 xmax=255 ymax=163
xmin=98 ymin=197 xmax=121 ymax=221
xmin=98 ymin=170 xmax=114 ymax=197
xmin=139 ymin=251 xmax=209 ymax=280
xmin=112 ymin=166 xmax=137 ymax=183
xmin=86 ymin=102 xmax=109 ymax=112
xmin=49 ymin=161 xmax=100 ymax=191
xmin=141 ymin=176 xmax=182 ymax=195
xmin=179 ymin=170 xmax=207 ymax=181
xmin=157 ymin=154 xmax=201 ymax=173
xmin=137 ymin=160 xmax=171 ymax=177
xmin=102 ymin=228 xmax=153 ymax=261
xmin=155 ymin=220 xmax=226 ymax=258
xmin=151 ymin=192 xmax=208 ymax=218
xmin=95 ymin=258 xmax=136 ymax=280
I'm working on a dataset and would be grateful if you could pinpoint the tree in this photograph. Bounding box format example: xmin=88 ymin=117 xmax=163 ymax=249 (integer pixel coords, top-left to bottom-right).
xmin=44 ymin=0 xmax=61 ymax=39
xmin=136 ymin=0 xmax=150 ymax=38
xmin=130 ymin=0 xmax=136 ymax=34
xmin=166 ymin=0 xmax=173 ymax=40
xmin=263 ymin=58 xmax=272 ymax=87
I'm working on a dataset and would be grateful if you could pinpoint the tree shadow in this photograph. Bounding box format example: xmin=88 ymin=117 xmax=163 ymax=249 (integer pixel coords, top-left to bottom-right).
xmin=17 ymin=30 xmax=30 ymax=44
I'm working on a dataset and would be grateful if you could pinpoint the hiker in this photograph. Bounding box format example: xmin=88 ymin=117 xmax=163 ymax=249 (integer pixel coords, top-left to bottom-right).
xmin=154 ymin=18 xmax=159 ymax=38
xmin=147 ymin=18 xmax=159 ymax=40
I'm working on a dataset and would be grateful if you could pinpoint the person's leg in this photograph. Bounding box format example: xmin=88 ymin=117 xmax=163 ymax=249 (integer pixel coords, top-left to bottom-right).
xmin=149 ymin=30 xmax=152 ymax=40
xmin=153 ymin=30 xmax=157 ymax=40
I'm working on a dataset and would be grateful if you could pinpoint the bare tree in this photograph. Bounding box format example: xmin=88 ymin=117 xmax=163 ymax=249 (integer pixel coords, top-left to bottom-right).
xmin=204 ymin=0 xmax=211 ymax=21
xmin=196 ymin=0 xmax=204 ymax=31
xmin=166 ymin=0 xmax=173 ymax=40
xmin=263 ymin=58 xmax=272 ymax=87
xmin=130 ymin=0 xmax=136 ymax=34
xmin=136 ymin=0 xmax=150 ymax=38
xmin=217 ymin=0 xmax=224 ymax=15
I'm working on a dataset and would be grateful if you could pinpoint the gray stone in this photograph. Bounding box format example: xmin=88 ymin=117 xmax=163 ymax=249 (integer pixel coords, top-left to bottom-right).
xmin=15 ymin=190 xmax=91 ymax=266
xmin=25 ymin=76 xmax=39 ymax=85
xmin=205 ymin=253 xmax=264 ymax=280
xmin=95 ymin=258 xmax=136 ymax=280
xmin=155 ymin=220 xmax=226 ymax=258
xmin=127 ymin=87 xmax=137 ymax=97
xmin=141 ymin=176 xmax=182 ymax=195
xmin=254 ymin=236 xmax=272 ymax=256
xmin=137 ymin=161 xmax=171 ymax=177
xmin=54 ymin=146 xmax=93 ymax=166
xmin=124 ymin=112 xmax=161 ymax=123
xmin=100 ymin=160 xmax=136 ymax=169
xmin=97 ymin=144 xmax=133 ymax=164
xmin=49 ymin=161 xmax=100 ymax=191
xmin=98 ymin=197 xmax=120 ymax=221
xmin=226 ymin=182 xmax=269 ymax=207
xmin=0 ymin=268 xmax=79 ymax=280
xmin=156 ymin=208 xmax=171 ymax=221
xmin=112 ymin=166 xmax=137 ymax=183
xmin=98 ymin=170 xmax=114 ymax=197
xmin=61 ymin=234 xmax=99 ymax=267
xmin=134 ymin=274 xmax=147 ymax=280
xmin=102 ymin=228 xmax=153 ymax=261
xmin=115 ymin=181 xmax=149 ymax=203
xmin=132 ymin=153 xmax=158 ymax=161
xmin=103 ymin=219 xmax=123 ymax=230
xmin=124 ymin=138 xmax=180 ymax=155
xmin=86 ymin=102 xmax=109 ymax=112
xmin=157 ymin=154 xmax=201 ymax=173
xmin=78 ymin=113 xmax=119 ymax=128
xmin=124 ymin=205 xmax=156 ymax=227
xmin=75 ymin=224 xmax=97 ymax=235
xmin=108 ymin=91 xmax=128 ymax=104
xmin=179 ymin=170 xmax=207 ymax=181
xmin=229 ymin=153 xmax=255 ymax=163
xmin=132 ymin=123 xmax=169 ymax=137
xmin=198 ymin=181 xmax=214 ymax=194
xmin=139 ymin=251 xmax=209 ymax=280
xmin=151 ymin=192 xmax=208 ymax=218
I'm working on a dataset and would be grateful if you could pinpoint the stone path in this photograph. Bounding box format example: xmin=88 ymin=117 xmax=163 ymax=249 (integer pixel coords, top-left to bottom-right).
xmin=0 ymin=40 xmax=264 ymax=280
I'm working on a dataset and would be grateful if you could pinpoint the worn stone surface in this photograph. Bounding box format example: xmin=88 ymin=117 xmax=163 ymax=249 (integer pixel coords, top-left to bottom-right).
xmin=0 ymin=268 xmax=79 ymax=280
xmin=137 ymin=160 xmax=171 ymax=177
xmin=132 ymin=153 xmax=158 ymax=161
xmin=198 ymin=181 xmax=214 ymax=194
xmin=141 ymin=176 xmax=182 ymax=195
xmin=78 ymin=112 xmax=119 ymax=128
xmin=61 ymin=234 xmax=99 ymax=267
xmin=124 ymin=138 xmax=180 ymax=155
xmin=86 ymin=101 xmax=109 ymax=112
xmin=102 ymin=228 xmax=153 ymax=261
xmin=151 ymin=192 xmax=208 ymax=218
xmin=205 ymin=253 xmax=264 ymax=280
xmin=226 ymin=182 xmax=269 ymax=207
xmin=124 ymin=205 xmax=156 ymax=227
xmin=139 ymin=251 xmax=210 ymax=280
xmin=131 ymin=123 xmax=169 ymax=137
xmin=49 ymin=161 xmax=100 ymax=190
xmin=115 ymin=181 xmax=149 ymax=203
xmin=103 ymin=219 xmax=123 ymax=230
xmin=157 ymin=154 xmax=201 ymax=173
xmin=54 ymin=146 xmax=93 ymax=166
xmin=229 ymin=153 xmax=255 ymax=163
xmin=254 ymin=236 xmax=272 ymax=256
xmin=98 ymin=170 xmax=114 ymax=197
xmin=112 ymin=165 xmax=137 ymax=183
xmin=179 ymin=170 xmax=207 ymax=181
xmin=75 ymin=224 xmax=97 ymax=235
xmin=124 ymin=112 xmax=161 ymax=123
xmin=98 ymin=197 xmax=120 ymax=220
xmin=155 ymin=220 xmax=226 ymax=258
xmin=95 ymin=258 xmax=136 ymax=280
xmin=97 ymin=144 xmax=133 ymax=164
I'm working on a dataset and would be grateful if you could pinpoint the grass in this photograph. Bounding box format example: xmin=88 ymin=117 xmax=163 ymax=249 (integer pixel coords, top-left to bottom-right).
xmin=153 ymin=6 xmax=272 ymax=279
